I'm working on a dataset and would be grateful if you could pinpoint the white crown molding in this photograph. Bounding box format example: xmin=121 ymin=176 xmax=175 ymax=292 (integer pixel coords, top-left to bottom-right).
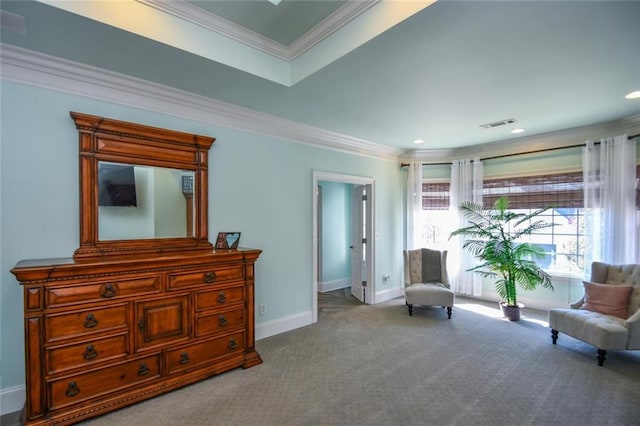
xmin=136 ymin=0 xmax=290 ymax=60
xmin=0 ymin=44 xmax=401 ymax=160
xmin=621 ymin=113 xmax=640 ymax=135
xmin=136 ymin=0 xmax=379 ymax=62
xmin=287 ymin=1 xmax=380 ymax=60
xmin=403 ymin=117 xmax=640 ymax=163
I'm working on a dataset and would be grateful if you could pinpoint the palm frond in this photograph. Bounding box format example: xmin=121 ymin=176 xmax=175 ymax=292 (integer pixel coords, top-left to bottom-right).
xmin=512 ymin=221 xmax=555 ymax=240
xmin=513 ymin=206 xmax=552 ymax=228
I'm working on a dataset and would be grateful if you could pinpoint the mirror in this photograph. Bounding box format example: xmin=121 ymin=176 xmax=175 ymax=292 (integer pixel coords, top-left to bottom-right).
xmin=98 ymin=162 xmax=196 ymax=240
xmin=71 ymin=112 xmax=215 ymax=260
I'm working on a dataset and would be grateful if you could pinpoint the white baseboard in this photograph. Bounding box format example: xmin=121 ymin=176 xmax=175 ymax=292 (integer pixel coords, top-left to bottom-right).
xmin=375 ymin=286 xmax=404 ymax=304
xmin=255 ymin=310 xmax=313 ymax=341
xmin=318 ymin=278 xmax=350 ymax=293
xmin=1 ymin=385 xmax=25 ymax=416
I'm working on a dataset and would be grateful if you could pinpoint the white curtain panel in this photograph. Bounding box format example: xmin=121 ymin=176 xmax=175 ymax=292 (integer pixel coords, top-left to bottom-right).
xmin=450 ymin=159 xmax=483 ymax=296
xmin=406 ymin=162 xmax=424 ymax=250
xmin=583 ymin=135 xmax=638 ymax=273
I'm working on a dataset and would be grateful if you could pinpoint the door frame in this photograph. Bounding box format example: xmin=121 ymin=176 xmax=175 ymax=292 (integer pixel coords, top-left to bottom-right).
xmin=312 ymin=171 xmax=375 ymax=323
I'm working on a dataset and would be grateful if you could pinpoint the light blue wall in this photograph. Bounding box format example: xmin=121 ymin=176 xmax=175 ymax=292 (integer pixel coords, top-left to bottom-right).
xmin=318 ymin=181 xmax=352 ymax=283
xmin=0 ymin=81 xmax=404 ymax=392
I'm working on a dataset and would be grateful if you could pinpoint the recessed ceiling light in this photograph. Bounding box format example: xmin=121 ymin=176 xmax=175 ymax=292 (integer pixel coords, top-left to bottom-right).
xmin=412 ymin=139 xmax=424 ymax=144
xmin=625 ymin=91 xmax=640 ymax=99
xmin=511 ymin=128 xmax=525 ymax=134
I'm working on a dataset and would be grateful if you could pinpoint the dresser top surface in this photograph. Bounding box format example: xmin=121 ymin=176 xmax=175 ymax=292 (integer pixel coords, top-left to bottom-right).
xmin=11 ymin=248 xmax=262 ymax=282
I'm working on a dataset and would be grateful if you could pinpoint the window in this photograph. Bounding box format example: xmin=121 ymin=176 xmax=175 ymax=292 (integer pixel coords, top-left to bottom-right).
xmin=483 ymin=172 xmax=585 ymax=275
xmin=421 ymin=171 xmax=587 ymax=275
xmin=421 ymin=182 xmax=454 ymax=250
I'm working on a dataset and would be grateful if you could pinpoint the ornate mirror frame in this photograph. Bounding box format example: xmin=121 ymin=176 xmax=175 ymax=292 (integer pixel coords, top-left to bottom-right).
xmin=71 ymin=112 xmax=215 ymax=260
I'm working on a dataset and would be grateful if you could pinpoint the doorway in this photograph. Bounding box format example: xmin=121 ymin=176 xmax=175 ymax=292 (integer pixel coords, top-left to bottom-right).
xmin=312 ymin=172 xmax=375 ymax=324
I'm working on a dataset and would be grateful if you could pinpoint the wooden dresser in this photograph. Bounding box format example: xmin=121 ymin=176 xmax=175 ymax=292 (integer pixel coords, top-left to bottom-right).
xmin=11 ymin=112 xmax=261 ymax=425
xmin=11 ymin=249 xmax=261 ymax=425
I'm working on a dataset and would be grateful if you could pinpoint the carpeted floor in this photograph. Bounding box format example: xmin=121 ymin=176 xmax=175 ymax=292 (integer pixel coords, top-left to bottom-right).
xmin=318 ymin=287 xmax=362 ymax=318
xmin=3 ymin=296 xmax=639 ymax=425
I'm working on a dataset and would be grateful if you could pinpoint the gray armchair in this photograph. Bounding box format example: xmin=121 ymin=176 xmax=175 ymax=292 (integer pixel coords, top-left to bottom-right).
xmin=548 ymin=262 xmax=640 ymax=366
xmin=403 ymin=248 xmax=454 ymax=318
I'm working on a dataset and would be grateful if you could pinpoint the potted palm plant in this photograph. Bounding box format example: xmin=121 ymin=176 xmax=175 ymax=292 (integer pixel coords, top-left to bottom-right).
xmin=449 ymin=196 xmax=554 ymax=321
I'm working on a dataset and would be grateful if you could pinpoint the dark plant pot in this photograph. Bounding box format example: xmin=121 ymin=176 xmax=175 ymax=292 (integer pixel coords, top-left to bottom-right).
xmin=499 ymin=302 xmax=524 ymax=321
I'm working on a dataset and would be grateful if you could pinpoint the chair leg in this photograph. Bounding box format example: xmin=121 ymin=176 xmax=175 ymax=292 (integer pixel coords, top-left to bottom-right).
xmin=407 ymin=304 xmax=413 ymax=316
xmin=551 ymin=329 xmax=558 ymax=344
xmin=597 ymin=349 xmax=607 ymax=366
xmin=446 ymin=306 xmax=452 ymax=319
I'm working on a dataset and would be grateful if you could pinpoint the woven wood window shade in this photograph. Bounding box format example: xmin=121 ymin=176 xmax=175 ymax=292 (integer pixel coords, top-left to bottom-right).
xmin=483 ymin=172 xmax=584 ymax=210
xmin=422 ymin=167 xmax=639 ymax=210
xmin=422 ymin=182 xmax=450 ymax=210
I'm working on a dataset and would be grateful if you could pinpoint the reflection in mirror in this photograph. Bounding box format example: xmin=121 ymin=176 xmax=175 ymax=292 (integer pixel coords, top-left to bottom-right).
xmin=98 ymin=161 xmax=195 ymax=241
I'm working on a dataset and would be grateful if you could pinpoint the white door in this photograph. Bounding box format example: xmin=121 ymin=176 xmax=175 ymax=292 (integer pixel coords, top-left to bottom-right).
xmin=350 ymin=185 xmax=366 ymax=302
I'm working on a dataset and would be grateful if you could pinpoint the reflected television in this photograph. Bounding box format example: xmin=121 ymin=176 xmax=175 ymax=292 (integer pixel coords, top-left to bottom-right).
xmin=98 ymin=163 xmax=137 ymax=207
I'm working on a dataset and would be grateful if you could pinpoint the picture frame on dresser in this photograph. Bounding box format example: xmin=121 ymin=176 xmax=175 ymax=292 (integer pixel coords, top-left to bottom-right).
xmin=11 ymin=112 xmax=262 ymax=426
xmin=216 ymin=232 xmax=241 ymax=249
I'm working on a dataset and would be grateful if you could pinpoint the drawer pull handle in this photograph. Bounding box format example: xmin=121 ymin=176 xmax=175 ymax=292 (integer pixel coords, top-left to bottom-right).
xmin=179 ymin=352 xmax=190 ymax=365
xmin=203 ymin=271 xmax=216 ymax=283
xmin=217 ymin=292 xmax=226 ymax=304
xmin=218 ymin=315 xmax=228 ymax=327
xmin=65 ymin=381 xmax=80 ymax=397
xmin=138 ymin=362 xmax=150 ymax=376
xmin=84 ymin=314 xmax=98 ymax=329
xmin=83 ymin=344 xmax=98 ymax=360
xmin=100 ymin=283 xmax=117 ymax=298
xmin=228 ymin=338 xmax=238 ymax=351
xmin=138 ymin=319 xmax=144 ymax=330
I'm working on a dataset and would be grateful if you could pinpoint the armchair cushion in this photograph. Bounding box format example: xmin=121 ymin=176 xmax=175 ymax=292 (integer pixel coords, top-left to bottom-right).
xmin=407 ymin=249 xmax=442 ymax=284
xmin=405 ymin=283 xmax=453 ymax=307
xmin=549 ymin=308 xmax=629 ymax=349
xmin=580 ymin=281 xmax=633 ymax=319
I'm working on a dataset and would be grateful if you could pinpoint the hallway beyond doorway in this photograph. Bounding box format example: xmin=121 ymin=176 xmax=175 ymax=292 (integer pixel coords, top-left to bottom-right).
xmin=318 ymin=288 xmax=362 ymax=319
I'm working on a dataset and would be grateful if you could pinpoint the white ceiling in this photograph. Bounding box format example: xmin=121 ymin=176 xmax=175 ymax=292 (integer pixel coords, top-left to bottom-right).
xmin=186 ymin=0 xmax=348 ymax=46
xmin=1 ymin=0 xmax=639 ymax=154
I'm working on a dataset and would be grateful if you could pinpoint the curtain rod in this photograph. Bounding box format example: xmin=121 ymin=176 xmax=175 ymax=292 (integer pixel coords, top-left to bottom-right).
xmin=400 ymin=133 xmax=640 ymax=167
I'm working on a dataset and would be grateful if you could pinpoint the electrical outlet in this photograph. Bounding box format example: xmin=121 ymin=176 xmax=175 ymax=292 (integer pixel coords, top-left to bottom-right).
xmin=259 ymin=304 xmax=266 ymax=315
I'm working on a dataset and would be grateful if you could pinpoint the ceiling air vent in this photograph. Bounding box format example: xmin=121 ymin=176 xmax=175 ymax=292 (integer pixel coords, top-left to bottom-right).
xmin=479 ymin=118 xmax=517 ymax=129
xmin=0 ymin=11 xmax=27 ymax=35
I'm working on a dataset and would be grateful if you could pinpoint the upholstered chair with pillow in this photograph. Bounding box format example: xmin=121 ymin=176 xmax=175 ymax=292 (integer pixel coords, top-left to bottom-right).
xmin=403 ymin=248 xmax=454 ymax=318
xmin=548 ymin=262 xmax=640 ymax=366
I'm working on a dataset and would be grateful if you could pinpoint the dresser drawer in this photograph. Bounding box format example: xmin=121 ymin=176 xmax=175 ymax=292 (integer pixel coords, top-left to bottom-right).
xmin=195 ymin=306 xmax=244 ymax=338
xmin=46 ymin=304 xmax=128 ymax=342
xmin=46 ymin=275 xmax=161 ymax=308
xmin=168 ymin=266 xmax=244 ymax=290
xmin=48 ymin=354 xmax=160 ymax=410
xmin=195 ymin=285 xmax=244 ymax=311
xmin=47 ymin=332 xmax=129 ymax=374
xmin=166 ymin=331 xmax=245 ymax=374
